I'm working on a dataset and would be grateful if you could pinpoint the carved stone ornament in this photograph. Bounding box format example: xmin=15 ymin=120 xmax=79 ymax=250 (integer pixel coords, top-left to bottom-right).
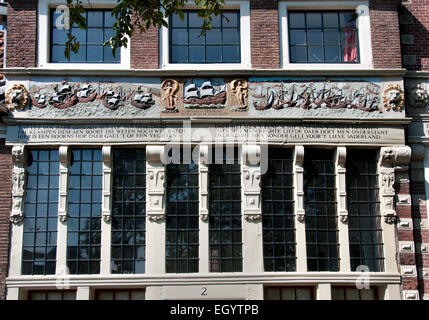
xmin=161 ymin=79 xmax=179 ymax=112
xmin=184 ymin=79 xmax=227 ymax=108
xmin=340 ymin=215 xmax=348 ymax=224
xmin=6 ymin=84 xmax=29 ymax=111
xmin=148 ymin=214 xmax=165 ymax=222
xmin=380 ymin=171 xmax=395 ymax=195
xmin=131 ymin=86 xmax=156 ymax=109
xmin=100 ymin=87 xmax=125 ymax=110
xmin=230 ymin=79 xmax=248 ymax=111
xmin=384 ymin=213 xmax=397 ymax=224
xmin=58 ymin=214 xmax=68 ymax=223
xmin=10 ymin=145 xmax=26 ymax=224
xmin=383 ymin=84 xmax=405 ymax=112
xmin=103 ymin=214 xmax=111 ymax=223
xmin=245 ymin=214 xmax=262 ymax=222
xmin=200 ymin=213 xmax=209 ymax=222
xmin=409 ymin=84 xmax=428 ymax=109
xmin=50 ymin=80 xmax=79 ymax=109
xmin=297 ymin=214 xmax=305 ymax=223
xmin=10 ymin=214 xmax=24 ymax=224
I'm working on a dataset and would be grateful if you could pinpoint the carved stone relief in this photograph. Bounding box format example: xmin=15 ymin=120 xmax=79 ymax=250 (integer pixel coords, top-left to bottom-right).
xmin=6 ymin=84 xmax=29 ymax=111
xmin=383 ymin=84 xmax=405 ymax=112
xmin=183 ymin=79 xmax=227 ymax=109
xmin=146 ymin=146 xmax=166 ymax=222
xmin=407 ymin=84 xmax=428 ymax=109
xmin=161 ymin=79 xmax=179 ymax=112
xmin=242 ymin=145 xmax=262 ymax=222
xmin=10 ymin=145 xmax=26 ymax=224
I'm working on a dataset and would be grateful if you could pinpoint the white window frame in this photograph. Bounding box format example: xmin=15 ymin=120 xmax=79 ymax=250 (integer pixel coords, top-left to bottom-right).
xmin=38 ymin=0 xmax=131 ymax=69
xmin=279 ymin=1 xmax=373 ymax=70
xmin=160 ymin=1 xmax=251 ymax=70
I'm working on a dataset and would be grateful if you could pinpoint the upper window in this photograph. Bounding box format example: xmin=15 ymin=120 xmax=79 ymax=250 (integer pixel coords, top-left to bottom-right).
xmin=169 ymin=10 xmax=240 ymax=64
xmin=50 ymin=9 xmax=119 ymax=63
xmin=288 ymin=11 xmax=359 ymax=63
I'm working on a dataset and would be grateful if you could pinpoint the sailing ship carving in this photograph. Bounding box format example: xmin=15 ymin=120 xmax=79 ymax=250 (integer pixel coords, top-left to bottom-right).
xmin=184 ymin=81 xmax=227 ymax=107
xmin=252 ymin=81 xmax=382 ymax=112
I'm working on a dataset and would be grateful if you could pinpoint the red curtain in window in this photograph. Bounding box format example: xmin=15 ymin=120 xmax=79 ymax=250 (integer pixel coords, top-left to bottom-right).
xmin=343 ymin=30 xmax=357 ymax=62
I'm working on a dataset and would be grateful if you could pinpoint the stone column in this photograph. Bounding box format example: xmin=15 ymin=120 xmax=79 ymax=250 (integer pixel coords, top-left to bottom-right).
xmin=199 ymin=145 xmax=209 ymax=273
xmin=335 ymin=147 xmax=351 ymax=272
xmin=145 ymin=146 xmax=166 ymax=274
xmin=293 ymin=146 xmax=307 ymax=272
xmin=100 ymin=146 xmax=112 ymax=274
xmin=56 ymin=146 xmax=69 ymax=278
xmin=8 ymin=145 xmax=26 ymax=277
xmin=242 ymin=144 xmax=263 ymax=273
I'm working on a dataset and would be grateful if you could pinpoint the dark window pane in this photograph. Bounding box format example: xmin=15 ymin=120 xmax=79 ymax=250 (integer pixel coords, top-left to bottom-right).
xmin=290 ymin=30 xmax=306 ymax=45
xmin=325 ymin=46 xmax=340 ymax=62
xmin=87 ymin=46 xmax=103 ymax=62
xmin=189 ymin=46 xmax=205 ymax=63
xmin=88 ymin=28 xmax=103 ymax=44
xmin=87 ymin=11 xmax=103 ymax=27
xmin=308 ymin=46 xmax=324 ymax=62
xmin=172 ymin=29 xmax=188 ymax=45
xmin=171 ymin=46 xmax=188 ymax=63
xmin=223 ymin=46 xmax=240 ymax=63
xmin=323 ymin=12 xmax=339 ymax=28
xmin=289 ymin=13 xmax=306 ymax=28
xmin=290 ymin=45 xmax=307 ymax=62
xmin=307 ymin=13 xmax=322 ymax=28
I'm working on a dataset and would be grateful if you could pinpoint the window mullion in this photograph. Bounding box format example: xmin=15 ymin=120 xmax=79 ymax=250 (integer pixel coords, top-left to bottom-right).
xmin=100 ymin=146 xmax=112 ymax=274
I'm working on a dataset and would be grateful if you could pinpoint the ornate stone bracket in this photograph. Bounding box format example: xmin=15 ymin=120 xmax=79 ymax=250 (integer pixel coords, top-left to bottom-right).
xmin=379 ymin=146 xmax=412 ymax=224
xmin=242 ymin=145 xmax=261 ymax=222
xmin=10 ymin=145 xmax=26 ymax=224
xmin=199 ymin=145 xmax=209 ymax=222
xmin=102 ymin=146 xmax=112 ymax=224
xmin=146 ymin=146 xmax=166 ymax=222
xmin=335 ymin=147 xmax=348 ymax=224
xmin=294 ymin=146 xmax=305 ymax=223
xmin=58 ymin=146 xmax=70 ymax=223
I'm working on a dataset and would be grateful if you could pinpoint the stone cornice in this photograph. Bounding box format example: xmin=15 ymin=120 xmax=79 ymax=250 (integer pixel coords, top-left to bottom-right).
xmin=2 ymin=67 xmax=408 ymax=78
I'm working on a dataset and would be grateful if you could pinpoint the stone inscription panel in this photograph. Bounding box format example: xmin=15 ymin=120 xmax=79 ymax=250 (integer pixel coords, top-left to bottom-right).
xmin=6 ymin=124 xmax=404 ymax=145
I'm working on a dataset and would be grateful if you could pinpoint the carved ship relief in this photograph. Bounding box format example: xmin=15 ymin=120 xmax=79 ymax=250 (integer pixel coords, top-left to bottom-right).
xmin=183 ymin=80 xmax=227 ymax=108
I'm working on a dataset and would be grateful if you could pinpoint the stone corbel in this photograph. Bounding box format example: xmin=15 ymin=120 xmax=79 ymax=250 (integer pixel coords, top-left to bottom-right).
xmin=199 ymin=145 xmax=209 ymax=222
xmin=335 ymin=147 xmax=348 ymax=224
xmin=102 ymin=146 xmax=112 ymax=223
xmin=146 ymin=146 xmax=166 ymax=223
xmin=379 ymin=146 xmax=412 ymax=224
xmin=10 ymin=145 xmax=26 ymax=224
xmin=294 ymin=146 xmax=305 ymax=223
xmin=242 ymin=145 xmax=262 ymax=222
xmin=58 ymin=146 xmax=70 ymax=223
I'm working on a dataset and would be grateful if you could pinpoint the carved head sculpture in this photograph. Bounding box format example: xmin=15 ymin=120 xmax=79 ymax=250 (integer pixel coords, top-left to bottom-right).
xmin=411 ymin=84 xmax=428 ymax=109
xmin=383 ymin=84 xmax=404 ymax=112
xmin=12 ymin=145 xmax=25 ymax=164
xmin=6 ymin=84 xmax=29 ymax=111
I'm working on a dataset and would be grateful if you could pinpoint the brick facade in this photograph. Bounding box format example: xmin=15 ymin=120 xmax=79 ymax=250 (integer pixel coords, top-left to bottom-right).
xmin=6 ymin=0 xmax=37 ymax=68
xmin=130 ymin=23 xmax=159 ymax=69
xmin=0 ymin=140 xmax=12 ymax=300
xmin=369 ymin=0 xmax=403 ymax=69
xmin=400 ymin=0 xmax=429 ymax=71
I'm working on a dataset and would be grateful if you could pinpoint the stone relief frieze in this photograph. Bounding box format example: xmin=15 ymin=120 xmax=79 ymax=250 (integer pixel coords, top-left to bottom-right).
xmin=183 ymin=79 xmax=227 ymax=109
xmin=161 ymin=79 xmax=179 ymax=112
xmin=6 ymin=84 xmax=29 ymax=111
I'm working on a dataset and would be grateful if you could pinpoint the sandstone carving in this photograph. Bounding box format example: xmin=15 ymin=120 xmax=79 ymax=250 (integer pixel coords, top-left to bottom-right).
xmin=161 ymin=79 xmax=179 ymax=112
xmin=6 ymin=84 xmax=29 ymax=111
xmin=383 ymin=84 xmax=404 ymax=112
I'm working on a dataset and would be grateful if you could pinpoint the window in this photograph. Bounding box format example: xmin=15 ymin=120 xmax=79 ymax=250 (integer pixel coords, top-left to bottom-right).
xmin=265 ymin=287 xmax=314 ymax=300
xmin=111 ymin=149 xmax=146 ymax=274
xmin=288 ymin=11 xmax=359 ymax=63
xmin=209 ymin=147 xmax=242 ymax=272
xmin=346 ymin=149 xmax=384 ymax=272
xmin=50 ymin=9 xmax=119 ymax=63
xmin=165 ymin=148 xmax=200 ymax=273
xmin=169 ymin=11 xmax=240 ymax=64
xmin=332 ymin=286 xmax=379 ymax=300
xmin=22 ymin=150 xmax=59 ymax=275
xmin=262 ymin=148 xmax=296 ymax=272
xmin=304 ymin=149 xmax=339 ymax=271
xmin=67 ymin=149 xmax=102 ymax=274
xmin=95 ymin=289 xmax=146 ymax=300
xmin=28 ymin=290 xmax=76 ymax=300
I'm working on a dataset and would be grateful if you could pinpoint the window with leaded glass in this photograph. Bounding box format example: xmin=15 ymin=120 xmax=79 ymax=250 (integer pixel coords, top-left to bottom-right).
xmin=95 ymin=289 xmax=146 ymax=300
xmin=332 ymin=286 xmax=379 ymax=300
xmin=22 ymin=150 xmax=59 ymax=275
xmin=304 ymin=148 xmax=339 ymax=271
xmin=28 ymin=290 xmax=76 ymax=300
xmin=346 ymin=149 xmax=384 ymax=272
xmin=169 ymin=10 xmax=240 ymax=63
xmin=166 ymin=147 xmax=199 ymax=273
xmin=51 ymin=9 xmax=119 ymax=63
xmin=111 ymin=149 xmax=146 ymax=274
xmin=209 ymin=146 xmax=242 ymax=272
xmin=265 ymin=286 xmax=314 ymax=300
xmin=67 ymin=149 xmax=102 ymax=274
xmin=288 ymin=11 xmax=359 ymax=63
xmin=262 ymin=148 xmax=296 ymax=272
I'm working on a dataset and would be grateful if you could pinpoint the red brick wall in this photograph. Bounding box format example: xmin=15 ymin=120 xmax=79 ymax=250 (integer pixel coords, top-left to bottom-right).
xmin=0 ymin=140 xmax=12 ymax=300
xmin=130 ymin=25 xmax=159 ymax=69
xmin=400 ymin=0 xmax=429 ymax=71
xmin=250 ymin=0 xmax=280 ymax=69
xmin=6 ymin=0 xmax=37 ymax=68
xmin=369 ymin=0 xmax=402 ymax=69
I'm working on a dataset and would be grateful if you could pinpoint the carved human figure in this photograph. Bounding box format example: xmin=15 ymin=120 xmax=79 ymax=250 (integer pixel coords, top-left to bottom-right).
xmin=231 ymin=79 xmax=248 ymax=109
xmin=161 ymin=79 xmax=179 ymax=111
xmin=12 ymin=170 xmax=25 ymax=195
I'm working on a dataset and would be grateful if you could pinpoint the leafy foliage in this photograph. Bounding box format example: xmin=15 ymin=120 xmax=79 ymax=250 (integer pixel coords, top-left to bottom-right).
xmin=64 ymin=0 xmax=225 ymax=59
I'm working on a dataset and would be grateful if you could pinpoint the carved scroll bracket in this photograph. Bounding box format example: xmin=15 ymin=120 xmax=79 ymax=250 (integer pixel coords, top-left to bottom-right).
xmin=102 ymin=146 xmax=112 ymax=224
xmin=146 ymin=146 xmax=166 ymax=223
xmin=335 ymin=147 xmax=348 ymax=224
xmin=58 ymin=146 xmax=70 ymax=223
xmin=294 ymin=146 xmax=305 ymax=223
xmin=199 ymin=145 xmax=209 ymax=222
xmin=10 ymin=145 xmax=26 ymax=224
xmin=242 ymin=145 xmax=261 ymax=222
xmin=379 ymin=146 xmax=412 ymax=224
